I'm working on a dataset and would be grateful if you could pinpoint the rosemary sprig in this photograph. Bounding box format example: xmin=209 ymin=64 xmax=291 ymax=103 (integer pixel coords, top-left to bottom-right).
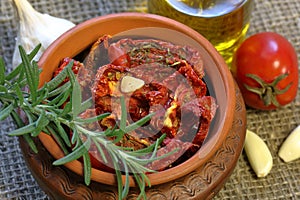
xmin=0 ymin=45 xmax=174 ymax=200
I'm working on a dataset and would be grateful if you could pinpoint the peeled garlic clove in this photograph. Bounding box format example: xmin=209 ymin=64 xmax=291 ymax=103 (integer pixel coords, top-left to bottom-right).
xmin=278 ymin=125 xmax=300 ymax=162
xmin=244 ymin=129 xmax=273 ymax=177
xmin=120 ymin=76 xmax=145 ymax=93
xmin=12 ymin=0 xmax=75 ymax=67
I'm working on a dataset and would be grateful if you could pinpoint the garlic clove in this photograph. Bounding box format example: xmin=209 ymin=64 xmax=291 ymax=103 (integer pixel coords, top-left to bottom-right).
xmin=12 ymin=0 xmax=75 ymax=67
xmin=244 ymin=129 xmax=273 ymax=178
xmin=120 ymin=76 xmax=145 ymax=93
xmin=278 ymin=125 xmax=300 ymax=162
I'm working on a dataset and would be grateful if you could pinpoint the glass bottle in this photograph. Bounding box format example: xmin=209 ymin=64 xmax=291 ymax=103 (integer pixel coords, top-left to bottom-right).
xmin=148 ymin=0 xmax=253 ymax=67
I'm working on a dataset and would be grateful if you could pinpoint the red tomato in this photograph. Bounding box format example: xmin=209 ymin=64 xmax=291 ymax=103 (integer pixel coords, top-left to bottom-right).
xmin=231 ymin=32 xmax=298 ymax=110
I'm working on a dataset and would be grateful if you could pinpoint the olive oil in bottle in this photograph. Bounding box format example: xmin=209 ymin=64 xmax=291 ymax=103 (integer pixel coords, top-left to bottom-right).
xmin=148 ymin=0 xmax=253 ymax=67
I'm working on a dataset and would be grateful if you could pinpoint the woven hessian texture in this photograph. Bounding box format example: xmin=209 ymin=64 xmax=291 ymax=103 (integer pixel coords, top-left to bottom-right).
xmin=0 ymin=0 xmax=300 ymax=199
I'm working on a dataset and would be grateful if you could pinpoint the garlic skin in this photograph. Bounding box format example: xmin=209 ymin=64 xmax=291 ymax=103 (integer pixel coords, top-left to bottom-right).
xmin=12 ymin=0 xmax=75 ymax=67
xmin=244 ymin=129 xmax=273 ymax=178
xmin=278 ymin=125 xmax=300 ymax=162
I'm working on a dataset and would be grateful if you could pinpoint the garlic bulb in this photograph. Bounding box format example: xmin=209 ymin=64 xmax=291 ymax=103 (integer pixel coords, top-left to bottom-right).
xmin=244 ymin=129 xmax=273 ymax=177
xmin=12 ymin=0 xmax=75 ymax=67
xmin=278 ymin=125 xmax=300 ymax=162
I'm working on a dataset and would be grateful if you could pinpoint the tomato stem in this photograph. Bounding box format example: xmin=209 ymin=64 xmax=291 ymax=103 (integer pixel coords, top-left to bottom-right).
xmin=243 ymin=73 xmax=291 ymax=107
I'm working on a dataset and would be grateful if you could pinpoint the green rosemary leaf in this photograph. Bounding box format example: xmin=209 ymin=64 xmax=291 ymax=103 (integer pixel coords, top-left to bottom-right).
xmin=72 ymin=137 xmax=82 ymax=150
xmin=143 ymin=172 xmax=152 ymax=188
xmin=53 ymin=138 xmax=91 ymax=166
xmin=47 ymin=86 xmax=71 ymax=106
xmin=19 ymin=46 xmax=38 ymax=102
xmin=131 ymin=171 xmax=147 ymax=200
xmin=23 ymin=134 xmax=39 ymax=154
xmin=124 ymin=112 xmax=155 ymax=133
xmin=120 ymin=96 xmax=127 ymax=132
xmin=112 ymin=157 xmax=123 ymax=200
xmin=103 ymin=125 xmax=117 ymax=137
xmin=17 ymin=66 xmax=25 ymax=86
xmin=32 ymin=85 xmax=49 ymax=107
xmin=31 ymin=111 xmax=49 ymax=137
xmin=0 ymin=103 xmax=14 ymax=121
xmin=66 ymin=66 xmax=76 ymax=84
xmin=149 ymin=134 xmax=166 ymax=159
xmin=41 ymin=127 xmax=51 ymax=135
xmin=78 ymin=97 xmax=93 ymax=114
xmin=145 ymin=148 xmax=179 ymax=165
xmin=37 ymin=105 xmax=61 ymax=117
xmin=10 ymin=110 xmax=25 ymax=127
xmin=130 ymin=161 xmax=155 ymax=173
xmin=105 ymin=96 xmax=153 ymax=144
xmin=46 ymin=124 xmax=69 ymax=155
xmin=56 ymin=88 xmax=71 ymax=107
xmin=91 ymin=137 xmax=108 ymax=163
xmin=9 ymin=110 xmax=38 ymax=153
xmin=118 ymin=146 xmax=135 ymax=151
xmin=32 ymin=61 xmax=40 ymax=93
xmin=68 ymin=68 xmax=82 ymax=117
xmin=121 ymin=158 xmax=130 ymax=198
xmin=44 ymin=61 xmax=73 ymax=92
xmin=54 ymin=120 xmax=71 ymax=147
xmin=75 ymin=112 xmax=110 ymax=124
xmin=75 ymin=123 xmax=107 ymax=138
xmin=6 ymin=62 xmax=22 ymax=81
xmin=28 ymin=43 xmax=42 ymax=60
xmin=33 ymin=117 xmax=47 ymax=137
xmin=5 ymin=44 xmax=41 ymax=81
xmin=23 ymin=106 xmax=36 ymax=122
xmin=8 ymin=123 xmax=36 ymax=136
xmin=13 ymin=83 xmax=24 ymax=106
xmin=47 ymin=82 xmax=71 ymax=98
xmin=59 ymin=102 xmax=72 ymax=117
xmin=0 ymin=85 xmax=8 ymax=93
xmin=0 ymin=57 xmax=5 ymax=85
xmin=71 ymin=128 xmax=79 ymax=145
xmin=129 ymin=147 xmax=178 ymax=166
xmin=83 ymin=152 xmax=91 ymax=186
xmin=111 ymin=130 xmax=125 ymax=144
xmin=116 ymin=170 xmax=123 ymax=200
xmin=0 ymin=93 xmax=16 ymax=102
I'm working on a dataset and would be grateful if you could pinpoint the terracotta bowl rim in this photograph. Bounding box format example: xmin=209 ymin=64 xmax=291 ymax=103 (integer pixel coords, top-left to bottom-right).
xmin=37 ymin=12 xmax=236 ymax=187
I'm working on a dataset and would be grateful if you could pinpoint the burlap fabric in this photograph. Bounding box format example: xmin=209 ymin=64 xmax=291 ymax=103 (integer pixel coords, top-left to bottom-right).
xmin=0 ymin=0 xmax=299 ymax=199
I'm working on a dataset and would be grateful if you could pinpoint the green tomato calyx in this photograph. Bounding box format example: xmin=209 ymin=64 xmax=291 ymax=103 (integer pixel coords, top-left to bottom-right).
xmin=243 ymin=73 xmax=291 ymax=107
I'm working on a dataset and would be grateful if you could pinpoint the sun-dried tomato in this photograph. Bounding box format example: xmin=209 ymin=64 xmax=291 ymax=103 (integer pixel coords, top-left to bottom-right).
xmin=54 ymin=35 xmax=218 ymax=171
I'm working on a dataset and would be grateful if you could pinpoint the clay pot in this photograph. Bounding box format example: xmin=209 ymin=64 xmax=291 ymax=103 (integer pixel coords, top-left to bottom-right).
xmin=37 ymin=13 xmax=244 ymax=188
